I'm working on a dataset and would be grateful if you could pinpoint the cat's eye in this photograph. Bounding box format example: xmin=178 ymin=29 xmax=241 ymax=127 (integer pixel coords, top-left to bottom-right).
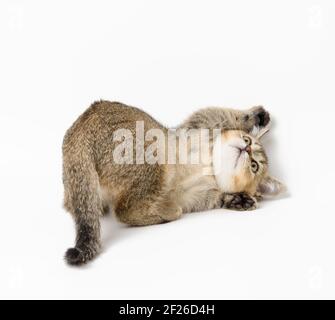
xmin=243 ymin=136 xmax=252 ymax=146
xmin=251 ymin=160 xmax=259 ymax=173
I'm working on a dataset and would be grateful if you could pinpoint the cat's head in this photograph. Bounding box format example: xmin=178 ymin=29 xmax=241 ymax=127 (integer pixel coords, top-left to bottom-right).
xmin=212 ymin=128 xmax=285 ymax=198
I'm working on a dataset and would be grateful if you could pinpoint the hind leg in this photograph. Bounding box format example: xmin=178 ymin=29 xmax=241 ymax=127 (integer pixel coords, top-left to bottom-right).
xmin=115 ymin=195 xmax=182 ymax=226
xmin=63 ymin=163 xmax=103 ymax=265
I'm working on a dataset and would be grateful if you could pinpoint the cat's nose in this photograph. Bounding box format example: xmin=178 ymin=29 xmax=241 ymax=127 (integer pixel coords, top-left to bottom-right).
xmin=245 ymin=146 xmax=251 ymax=154
xmin=238 ymin=146 xmax=251 ymax=154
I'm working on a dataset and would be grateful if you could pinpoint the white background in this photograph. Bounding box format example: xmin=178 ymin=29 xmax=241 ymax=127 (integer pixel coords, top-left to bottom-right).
xmin=0 ymin=0 xmax=334 ymax=299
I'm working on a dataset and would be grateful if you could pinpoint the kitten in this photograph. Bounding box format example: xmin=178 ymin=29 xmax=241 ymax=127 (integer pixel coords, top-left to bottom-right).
xmin=62 ymin=101 xmax=284 ymax=265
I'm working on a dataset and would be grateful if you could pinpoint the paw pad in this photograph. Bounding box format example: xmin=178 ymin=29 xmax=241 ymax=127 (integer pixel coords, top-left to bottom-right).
xmin=225 ymin=192 xmax=256 ymax=211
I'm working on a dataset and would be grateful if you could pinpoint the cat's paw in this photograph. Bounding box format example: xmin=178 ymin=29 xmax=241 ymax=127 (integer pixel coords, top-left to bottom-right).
xmin=160 ymin=205 xmax=183 ymax=222
xmin=222 ymin=192 xmax=257 ymax=211
xmin=246 ymin=106 xmax=270 ymax=128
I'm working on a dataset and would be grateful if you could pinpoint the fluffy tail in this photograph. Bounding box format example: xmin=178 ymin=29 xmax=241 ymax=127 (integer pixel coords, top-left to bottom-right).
xmin=63 ymin=157 xmax=102 ymax=265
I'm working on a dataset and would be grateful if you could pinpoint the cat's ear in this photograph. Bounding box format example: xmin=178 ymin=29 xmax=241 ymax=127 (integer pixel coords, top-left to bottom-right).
xmin=250 ymin=121 xmax=271 ymax=140
xmin=258 ymin=175 xmax=286 ymax=197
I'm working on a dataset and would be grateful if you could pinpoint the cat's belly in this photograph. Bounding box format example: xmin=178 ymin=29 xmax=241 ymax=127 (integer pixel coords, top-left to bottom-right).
xmin=169 ymin=166 xmax=220 ymax=213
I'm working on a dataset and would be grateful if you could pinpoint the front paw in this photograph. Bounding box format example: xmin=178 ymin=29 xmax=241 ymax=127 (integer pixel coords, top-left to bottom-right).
xmin=222 ymin=192 xmax=257 ymax=211
xmin=246 ymin=106 xmax=270 ymax=128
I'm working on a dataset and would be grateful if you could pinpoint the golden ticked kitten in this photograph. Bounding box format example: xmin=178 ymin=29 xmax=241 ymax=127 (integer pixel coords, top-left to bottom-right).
xmin=63 ymin=101 xmax=285 ymax=265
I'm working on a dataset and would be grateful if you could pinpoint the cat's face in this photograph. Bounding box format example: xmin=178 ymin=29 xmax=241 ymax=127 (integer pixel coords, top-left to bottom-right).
xmin=213 ymin=130 xmax=284 ymax=197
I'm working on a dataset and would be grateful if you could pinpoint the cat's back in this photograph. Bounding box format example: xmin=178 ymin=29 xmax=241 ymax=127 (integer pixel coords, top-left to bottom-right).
xmin=65 ymin=100 xmax=162 ymax=138
xmin=91 ymin=100 xmax=165 ymax=129
xmin=63 ymin=100 xmax=166 ymax=155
